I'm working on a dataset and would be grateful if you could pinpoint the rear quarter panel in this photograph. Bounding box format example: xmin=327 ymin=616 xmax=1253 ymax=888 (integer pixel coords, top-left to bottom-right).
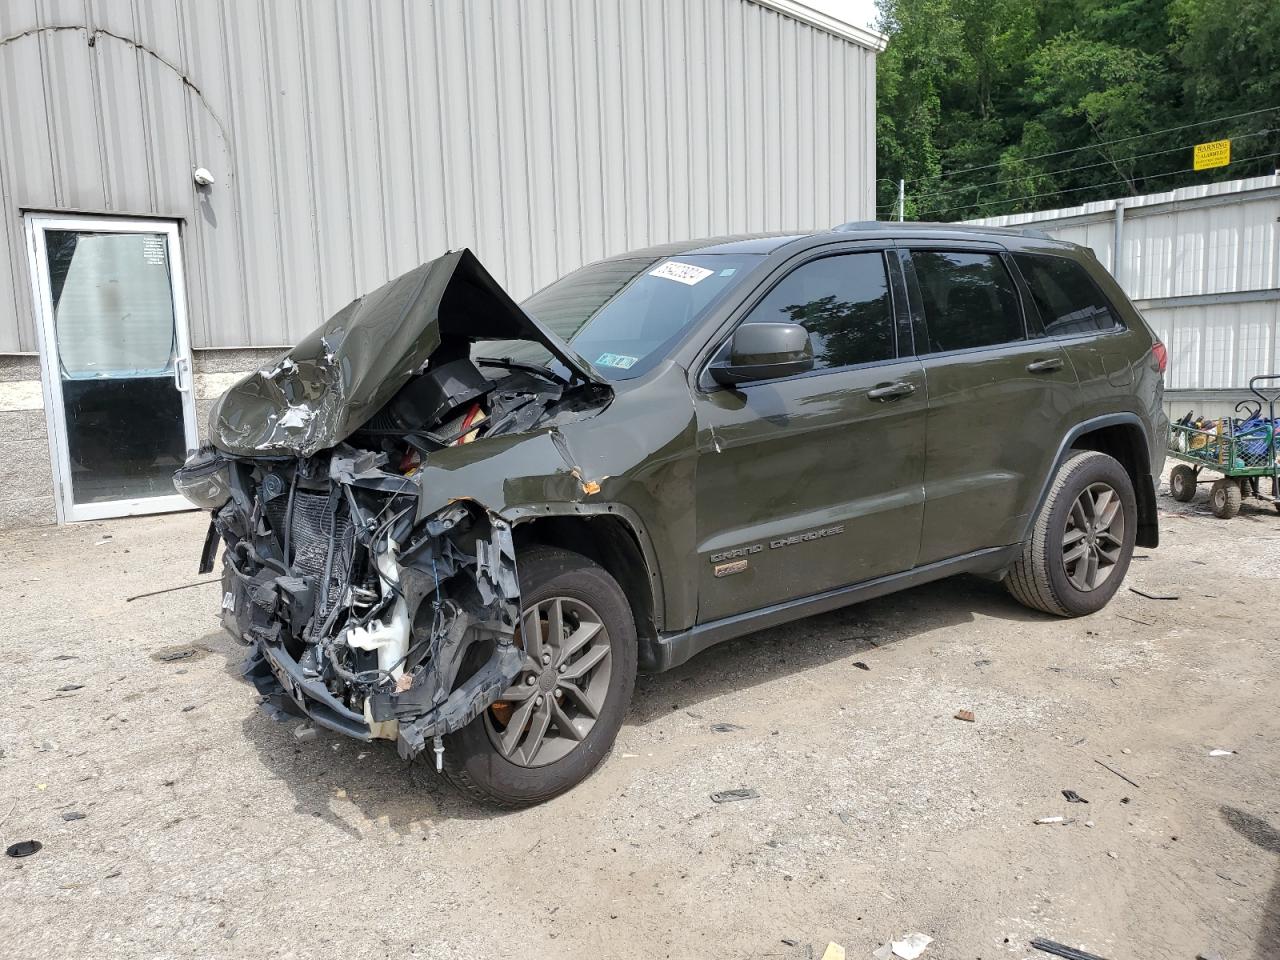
xmin=1057 ymin=256 xmax=1168 ymax=474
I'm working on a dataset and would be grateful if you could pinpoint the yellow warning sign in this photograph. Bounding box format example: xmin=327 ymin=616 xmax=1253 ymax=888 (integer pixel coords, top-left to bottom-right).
xmin=1193 ymin=139 xmax=1231 ymax=171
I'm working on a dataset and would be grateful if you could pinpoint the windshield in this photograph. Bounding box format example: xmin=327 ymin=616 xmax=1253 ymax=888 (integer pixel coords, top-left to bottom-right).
xmin=479 ymin=253 xmax=763 ymax=381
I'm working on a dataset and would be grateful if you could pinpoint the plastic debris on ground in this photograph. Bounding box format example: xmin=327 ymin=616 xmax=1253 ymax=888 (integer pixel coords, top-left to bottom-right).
xmin=819 ymin=942 xmax=845 ymax=960
xmin=1061 ymin=789 xmax=1089 ymax=803
xmin=873 ymin=932 xmax=934 ymax=960
xmin=154 ymin=648 xmax=197 ymax=663
xmin=709 ymin=788 xmax=759 ymax=803
xmin=5 ymin=840 xmax=42 ymax=858
xmin=1029 ymin=936 xmax=1109 ymax=960
xmin=954 ymin=709 xmax=975 ymax=722
xmin=1034 ymin=816 xmax=1074 ymax=825
xmin=853 ymin=661 xmax=871 ymax=671
xmin=1093 ymin=758 xmax=1141 ymax=788
xmin=1128 ymin=587 xmax=1179 ymax=600
xmin=60 ymin=811 xmax=86 ymax=822
xmin=1209 ymin=749 xmax=1235 ymax=756
xmin=710 ymin=723 xmax=744 ymax=733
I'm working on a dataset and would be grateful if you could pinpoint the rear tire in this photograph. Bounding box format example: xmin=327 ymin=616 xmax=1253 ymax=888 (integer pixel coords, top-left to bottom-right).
xmin=1209 ymin=479 xmax=1242 ymax=519
xmin=1169 ymin=464 xmax=1197 ymax=502
xmin=1005 ymin=450 xmax=1137 ymax=617
xmin=429 ymin=546 xmax=637 ymax=807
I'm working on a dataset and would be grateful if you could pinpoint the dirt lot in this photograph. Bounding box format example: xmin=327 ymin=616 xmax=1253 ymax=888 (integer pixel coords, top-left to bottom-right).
xmin=1 ymin=480 xmax=1278 ymax=960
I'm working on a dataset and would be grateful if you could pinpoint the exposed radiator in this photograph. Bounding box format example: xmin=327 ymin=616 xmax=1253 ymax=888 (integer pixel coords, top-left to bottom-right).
xmin=266 ymin=489 xmax=355 ymax=635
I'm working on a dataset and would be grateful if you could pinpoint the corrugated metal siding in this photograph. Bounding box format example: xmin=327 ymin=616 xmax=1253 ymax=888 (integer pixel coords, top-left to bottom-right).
xmin=0 ymin=0 xmax=878 ymax=354
xmin=969 ymin=175 xmax=1280 ymax=392
xmin=1142 ymin=299 xmax=1280 ymax=391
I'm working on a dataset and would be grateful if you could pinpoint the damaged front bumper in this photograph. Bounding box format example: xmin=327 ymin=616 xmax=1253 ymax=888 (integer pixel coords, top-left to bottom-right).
xmin=198 ymin=446 xmax=524 ymax=762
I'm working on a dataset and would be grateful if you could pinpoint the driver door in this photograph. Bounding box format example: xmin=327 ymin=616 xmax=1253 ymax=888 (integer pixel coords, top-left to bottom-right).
xmin=692 ymin=249 xmax=927 ymax=623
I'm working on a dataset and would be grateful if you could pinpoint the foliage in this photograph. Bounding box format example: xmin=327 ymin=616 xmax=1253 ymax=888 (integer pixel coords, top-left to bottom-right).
xmin=875 ymin=0 xmax=1280 ymax=220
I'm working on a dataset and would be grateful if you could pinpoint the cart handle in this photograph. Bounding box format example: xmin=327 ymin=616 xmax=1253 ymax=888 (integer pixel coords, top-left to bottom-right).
xmin=1250 ymin=374 xmax=1280 ymax=403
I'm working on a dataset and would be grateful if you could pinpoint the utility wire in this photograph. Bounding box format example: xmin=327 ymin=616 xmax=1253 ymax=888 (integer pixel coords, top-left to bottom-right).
xmin=896 ymin=105 xmax=1280 ymax=187
xmin=883 ymin=128 xmax=1280 ymax=208
xmin=912 ymin=148 xmax=1280 ymax=220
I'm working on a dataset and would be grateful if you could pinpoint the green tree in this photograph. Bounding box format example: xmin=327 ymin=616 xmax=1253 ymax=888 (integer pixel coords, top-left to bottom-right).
xmin=876 ymin=0 xmax=1280 ymax=221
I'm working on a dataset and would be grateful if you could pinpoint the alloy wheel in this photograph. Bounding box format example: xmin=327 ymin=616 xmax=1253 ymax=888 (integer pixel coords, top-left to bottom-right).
xmin=484 ymin=596 xmax=613 ymax=767
xmin=1061 ymin=481 xmax=1125 ymax=592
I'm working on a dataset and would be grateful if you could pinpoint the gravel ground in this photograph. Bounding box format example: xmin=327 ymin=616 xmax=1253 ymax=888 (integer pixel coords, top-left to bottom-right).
xmin=1 ymin=479 xmax=1278 ymax=960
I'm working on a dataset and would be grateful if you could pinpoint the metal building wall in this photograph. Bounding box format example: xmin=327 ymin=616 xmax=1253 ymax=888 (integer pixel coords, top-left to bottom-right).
xmin=0 ymin=0 xmax=881 ymax=355
xmin=970 ymin=175 xmax=1280 ymax=416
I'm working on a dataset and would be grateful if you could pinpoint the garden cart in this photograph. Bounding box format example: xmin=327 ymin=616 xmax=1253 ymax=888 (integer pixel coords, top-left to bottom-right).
xmin=1167 ymin=374 xmax=1280 ymax=519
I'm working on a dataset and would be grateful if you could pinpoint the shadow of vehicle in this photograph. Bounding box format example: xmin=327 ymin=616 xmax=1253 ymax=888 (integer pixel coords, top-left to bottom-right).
xmin=627 ymin=574 xmax=1043 ymax=725
xmin=1221 ymin=806 xmax=1280 ymax=958
xmin=219 ymin=574 xmax=1045 ymax=822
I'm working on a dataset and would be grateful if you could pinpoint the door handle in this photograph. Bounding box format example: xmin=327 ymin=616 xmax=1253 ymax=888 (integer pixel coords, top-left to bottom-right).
xmin=1026 ymin=357 xmax=1064 ymax=373
xmin=866 ymin=381 xmax=916 ymax=401
xmin=174 ymin=356 xmax=192 ymax=393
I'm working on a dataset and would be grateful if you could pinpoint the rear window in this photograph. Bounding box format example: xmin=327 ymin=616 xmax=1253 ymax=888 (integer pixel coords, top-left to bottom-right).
xmin=910 ymin=251 xmax=1024 ymax=353
xmin=1014 ymin=254 xmax=1122 ymax=336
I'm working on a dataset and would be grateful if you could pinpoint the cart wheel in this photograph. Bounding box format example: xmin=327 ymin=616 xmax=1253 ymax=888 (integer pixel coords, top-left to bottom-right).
xmin=1210 ymin=479 xmax=1242 ymax=519
xmin=1169 ymin=465 xmax=1197 ymax=502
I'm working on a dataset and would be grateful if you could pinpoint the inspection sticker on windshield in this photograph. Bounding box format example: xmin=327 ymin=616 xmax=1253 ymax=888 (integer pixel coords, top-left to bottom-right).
xmin=650 ymin=261 xmax=713 ymax=285
xmin=596 ymin=353 xmax=637 ymax=370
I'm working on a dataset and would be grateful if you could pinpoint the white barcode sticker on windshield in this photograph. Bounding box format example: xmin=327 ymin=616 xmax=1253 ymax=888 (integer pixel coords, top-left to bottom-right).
xmin=649 ymin=261 xmax=714 ymax=285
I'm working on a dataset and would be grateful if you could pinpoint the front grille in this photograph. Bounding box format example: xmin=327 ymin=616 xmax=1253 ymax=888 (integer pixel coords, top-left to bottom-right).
xmin=265 ymin=489 xmax=355 ymax=635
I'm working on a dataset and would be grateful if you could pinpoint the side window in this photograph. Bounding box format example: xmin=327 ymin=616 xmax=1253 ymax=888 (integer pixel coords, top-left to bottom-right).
xmin=743 ymin=253 xmax=894 ymax=370
xmin=910 ymin=251 xmax=1024 ymax=353
xmin=1014 ymin=253 xmax=1123 ymax=336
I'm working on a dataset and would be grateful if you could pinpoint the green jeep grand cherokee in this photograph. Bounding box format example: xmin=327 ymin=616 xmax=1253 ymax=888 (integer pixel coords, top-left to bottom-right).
xmin=176 ymin=223 xmax=1168 ymax=806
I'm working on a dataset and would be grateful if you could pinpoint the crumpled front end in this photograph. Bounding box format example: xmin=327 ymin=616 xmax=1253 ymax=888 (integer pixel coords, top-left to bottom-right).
xmin=175 ymin=251 xmax=612 ymax=763
xmin=195 ymin=444 xmax=523 ymax=761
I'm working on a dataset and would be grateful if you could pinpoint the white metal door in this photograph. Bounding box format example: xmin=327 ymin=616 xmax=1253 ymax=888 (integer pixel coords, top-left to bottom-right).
xmin=25 ymin=215 xmax=198 ymax=522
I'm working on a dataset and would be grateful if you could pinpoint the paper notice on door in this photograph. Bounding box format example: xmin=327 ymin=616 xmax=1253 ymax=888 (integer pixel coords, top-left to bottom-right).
xmin=649 ymin=260 xmax=713 ymax=285
xmin=142 ymin=237 xmax=167 ymax=265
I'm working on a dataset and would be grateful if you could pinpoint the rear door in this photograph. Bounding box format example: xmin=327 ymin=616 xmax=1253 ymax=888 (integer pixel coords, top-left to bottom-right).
xmin=692 ymin=246 xmax=927 ymax=622
xmin=901 ymin=246 xmax=1079 ymax=565
xmin=1010 ymin=251 xmax=1142 ymax=414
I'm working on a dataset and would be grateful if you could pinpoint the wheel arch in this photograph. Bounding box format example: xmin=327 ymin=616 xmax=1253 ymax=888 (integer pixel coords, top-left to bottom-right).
xmin=1029 ymin=414 xmax=1159 ymax=549
xmin=512 ymin=508 xmax=661 ymax=646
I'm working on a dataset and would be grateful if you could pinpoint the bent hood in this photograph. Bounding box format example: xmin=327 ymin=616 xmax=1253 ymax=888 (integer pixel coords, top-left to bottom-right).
xmin=210 ymin=249 xmax=602 ymax=457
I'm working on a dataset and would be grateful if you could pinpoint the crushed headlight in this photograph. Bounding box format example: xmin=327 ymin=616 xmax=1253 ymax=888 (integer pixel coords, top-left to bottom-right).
xmin=173 ymin=447 xmax=233 ymax=510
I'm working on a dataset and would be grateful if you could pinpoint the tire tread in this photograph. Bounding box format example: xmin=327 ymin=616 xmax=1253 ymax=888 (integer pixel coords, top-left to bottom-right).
xmin=1210 ymin=479 xmax=1242 ymax=519
xmin=1005 ymin=450 xmax=1116 ymax=617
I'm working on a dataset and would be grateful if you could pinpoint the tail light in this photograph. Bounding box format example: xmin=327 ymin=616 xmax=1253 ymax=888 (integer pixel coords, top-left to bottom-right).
xmin=1152 ymin=341 xmax=1168 ymax=374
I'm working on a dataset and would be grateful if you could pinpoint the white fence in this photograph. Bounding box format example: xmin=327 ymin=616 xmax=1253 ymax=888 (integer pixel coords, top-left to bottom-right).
xmin=970 ymin=175 xmax=1280 ymax=418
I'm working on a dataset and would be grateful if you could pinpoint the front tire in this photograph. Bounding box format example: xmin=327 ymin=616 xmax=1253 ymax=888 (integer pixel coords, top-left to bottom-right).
xmin=1169 ymin=464 xmax=1197 ymax=502
xmin=434 ymin=546 xmax=637 ymax=807
xmin=1006 ymin=450 xmax=1137 ymax=617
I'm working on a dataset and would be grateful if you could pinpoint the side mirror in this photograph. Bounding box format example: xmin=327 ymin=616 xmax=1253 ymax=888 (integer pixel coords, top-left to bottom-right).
xmin=710 ymin=322 xmax=814 ymax=386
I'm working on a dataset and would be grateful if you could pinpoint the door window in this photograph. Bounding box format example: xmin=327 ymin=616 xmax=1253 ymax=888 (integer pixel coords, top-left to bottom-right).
xmin=1013 ymin=253 xmax=1122 ymax=336
xmin=910 ymin=251 xmax=1024 ymax=353
xmin=743 ymin=253 xmax=894 ymax=370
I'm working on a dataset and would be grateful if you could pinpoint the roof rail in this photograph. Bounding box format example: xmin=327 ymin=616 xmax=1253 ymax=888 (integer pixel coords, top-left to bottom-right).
xmin=832 ymin=219 xmax=1056 ymax=241
xmin=831 ymin=220 xmax=897 ymax=232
